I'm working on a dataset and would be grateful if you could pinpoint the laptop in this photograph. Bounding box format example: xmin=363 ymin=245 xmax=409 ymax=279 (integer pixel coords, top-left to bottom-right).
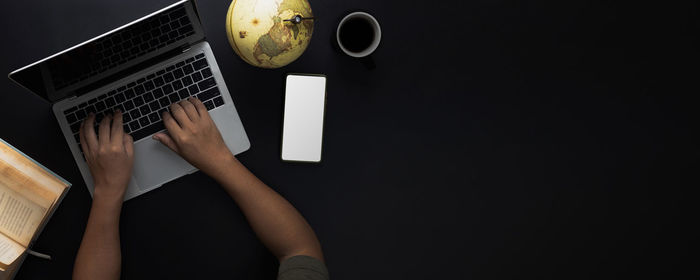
xmin=7 ymin=0 xmax=250 ymax=200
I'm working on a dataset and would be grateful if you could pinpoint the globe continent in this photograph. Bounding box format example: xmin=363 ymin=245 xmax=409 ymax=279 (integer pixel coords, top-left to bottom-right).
xmin=226 ymin=0 xmax=314 ymax=68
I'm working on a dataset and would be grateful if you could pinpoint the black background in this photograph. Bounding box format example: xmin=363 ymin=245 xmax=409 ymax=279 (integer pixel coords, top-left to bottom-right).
xmin=1 ymin=0 xmax=697 ymax=279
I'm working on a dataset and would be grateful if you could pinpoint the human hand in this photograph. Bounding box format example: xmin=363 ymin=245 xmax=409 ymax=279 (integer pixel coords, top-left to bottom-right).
xmin=80 ymin=111 xmax=134 ymax=203
xmin=153 ymin=97 xmax=234 ymax=177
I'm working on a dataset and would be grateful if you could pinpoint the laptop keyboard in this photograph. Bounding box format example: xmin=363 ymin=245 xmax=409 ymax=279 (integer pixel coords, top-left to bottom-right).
xmin=53 ymin=5 xmax=195 ymax=90
xmin=62 ymin=52 xmax=225 ymax=151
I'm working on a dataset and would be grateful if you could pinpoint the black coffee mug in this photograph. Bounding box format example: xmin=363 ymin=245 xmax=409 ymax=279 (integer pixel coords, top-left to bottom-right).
xmin=336 ymin=12 xmax=381 ymax=69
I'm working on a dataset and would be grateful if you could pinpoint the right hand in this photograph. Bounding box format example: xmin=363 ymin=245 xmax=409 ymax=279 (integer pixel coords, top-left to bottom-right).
xmin=153 ymin=97 xmax=234 ymax=176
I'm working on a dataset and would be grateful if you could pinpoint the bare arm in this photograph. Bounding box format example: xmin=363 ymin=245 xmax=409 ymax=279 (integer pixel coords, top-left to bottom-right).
xmin=74 ymin=112 xmax=134 ymax=280
xmin=153 ymin=98 xmax=323 ymax=262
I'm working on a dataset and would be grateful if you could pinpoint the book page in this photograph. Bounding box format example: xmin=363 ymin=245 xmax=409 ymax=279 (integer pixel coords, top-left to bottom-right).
xmin=0 ymin=143 xmax=66 ymax=208
xmin=0 ymin=185 xmax=46 ymax=247
xmin=0 ymin=233 xmax=24 ymax=268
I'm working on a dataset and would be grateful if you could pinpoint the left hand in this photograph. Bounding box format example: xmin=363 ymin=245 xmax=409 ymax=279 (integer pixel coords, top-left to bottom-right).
xmin=79 ymin=110 xmax=134 ymax=203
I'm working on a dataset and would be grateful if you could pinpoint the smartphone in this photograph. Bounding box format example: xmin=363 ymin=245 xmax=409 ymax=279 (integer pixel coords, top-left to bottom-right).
xmin=281 ymin=74 xmax=327 ymax=162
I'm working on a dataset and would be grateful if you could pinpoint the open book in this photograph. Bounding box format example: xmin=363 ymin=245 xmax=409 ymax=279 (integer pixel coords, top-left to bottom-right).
xmin=0 ymin=138 xmax=70 ymax=273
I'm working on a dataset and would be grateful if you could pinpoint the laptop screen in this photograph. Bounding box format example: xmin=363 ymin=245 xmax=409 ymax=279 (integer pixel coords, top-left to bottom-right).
xmin=9 ymin=0 xmax=203 ymax=103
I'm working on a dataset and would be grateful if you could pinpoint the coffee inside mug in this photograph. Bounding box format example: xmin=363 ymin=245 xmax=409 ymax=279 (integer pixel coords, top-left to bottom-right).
xmin=337 ymin=12 xmax=381 ymax=58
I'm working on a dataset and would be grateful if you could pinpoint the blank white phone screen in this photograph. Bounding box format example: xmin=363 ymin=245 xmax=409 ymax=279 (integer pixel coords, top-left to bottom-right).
xmin=282 ymin=75 xmax=326 ymax=162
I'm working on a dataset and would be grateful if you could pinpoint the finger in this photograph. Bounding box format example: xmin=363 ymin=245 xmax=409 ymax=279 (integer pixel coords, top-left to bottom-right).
xmin=79 ymin=122 xmax=91 ymax=160
xmin=98 ymin=114 xmax=112 ymax=145
xmin=190 ymin=97 xmax=208 ymax=118
xmin=162 ymin=111 xmax=183 ymax=136
xmin=111 ymin=110 xmax=124 ymax=145
xmin=152 ymin=132 xmax=179 ymax=153
xmin=179 ymin=99 xmax=199 ymax=121
xmin=123 ymin=134 xmax=134 ymax=158
xmin=82 ymin=113 xmax=98 ymax=153
xmin=169 ymin=103 xmax=193 ymax=129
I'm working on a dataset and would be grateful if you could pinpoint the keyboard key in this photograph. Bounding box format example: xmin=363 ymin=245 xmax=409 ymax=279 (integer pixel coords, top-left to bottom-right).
xmin=118 ymin=86 xmax=127 ymax=91
xmin=213 ymin=96 xmax=224 ymax=107
xmin=191 ymin=72 xmax=203 ymax=82
xmin=192 ymin=59 xmax=207 ymax=70
xmin=188 ymin=84 xmax=199 ymax=95
xmin=95 ymin=101 xmax=106 ymax=112
xmin=164 ymin=72 xmax=175 ymax=83
xmin=131 ymin=108 xmax=142 ymax=119
xmin=198 ymin=77 xmax=216 ymax=91
xmin=195 ymin=53 xmax=205 ymax=59
xmin=134 ymin=96 xmax=145 ymax=106
xmin=130 ymin=119 xmax=165 ymax=141
xmin=176 ymin=61 xmax=185 ymax=68
xmin=64 ymin=106 xmax=78 ymax=114
xmin=154 ymin=76 xmax=165 ymax=87
xmin=134 ymin=84 xmax=145 ymax=95
xmin=148 ymin=112 xmax=160 ymax=123
xmin=140 ymin=105 xmax=151 ymax=115
xmin=166 ymin=65 xmax=175 ymax=72
xmin=115 ymin=93 xmax=126 ymax=103
xmin=129 ymin=121 xmax=141 ymax=131
xmin=178 ymin=89 xmax=189 ymax=99
xmin=128 ymin=82 xmax=136 ymax=88
xmin=172 ymin=80 xmax=183 ymax=90
xmin=182 ymin=64 xmax=194 ymax=74
xmin=66 ymin=113 xmax=77 ymax=124
xmin=203 ymin=100 xmax=215 ymax=110
xmin=186 ymin=57 xmax=194 ymax=64
xmin=201 ymin=68 xmax=212 ymax=78
xmin=182 ymin=76 xmax=193 ymax=86
xmin=168 ymin=93 xmax=179 ymax=103
xmin=123 ymin=112 xmax=132 ymax=123
xmin=125 ymin=88 xmax=136 ymax=99
xmin=173 ymin=68 xmax=184 ymax=78
xmin=197 ymin=87 xmax=220 ymax=102
xmin=85 ymin=105 xmax=97 ymax=114
xmin=138 ymin=116 xmax=150 ymax=127
xmin=79 ymin=102 xmax=88 ymax=108
xmin=88 ymin=98 xmax=98 ymax=104
xmin=124 ymin=100 xmax=135 ymax=111
xmin=143 ymin=92 xmax=154 ymax=103
xmin=159 ymin=97 xmax=170 ymax=107
xmin=156 ymin=70 xmax=165 ymax=75
xmin=75 ymin=109 xmax=87 ymax=120
xmin=153 ymin=88 xmax=165 ymax=98
xmin=144 ymin=80 xmax=155 ymax=91
xmin=70 ymin=122 xmax=81 ymax=133
xmin=98 ymin=94 xmax=108 ymax=100
xmin=105 ymin=96 xmax=116 ymax=107
xmin=137 ymin=78 xmax=146 ymax=84
xmin=162 ymin=84 xmax=174 ymax=94
xmin=147 ymin=73 xmax=155 ymax=80
xmin=114 ymin=104 xmax=125 ymax=113
xmin=149 ymin=101 xmax=160 ymax=111
xmin=124 ymin=124 xmax=131 ymax=134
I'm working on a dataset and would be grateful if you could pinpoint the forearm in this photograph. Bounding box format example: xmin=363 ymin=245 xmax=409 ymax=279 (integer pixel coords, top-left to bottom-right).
xmin=73 ymin=195 xmax=123 ymax=280
xmin=210 ymin=155 xmax=323 ymax=262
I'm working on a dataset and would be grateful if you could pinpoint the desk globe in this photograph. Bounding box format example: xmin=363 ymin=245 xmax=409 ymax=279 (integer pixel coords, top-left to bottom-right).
xmin=226 ymin=0 xmax=314 ymax=69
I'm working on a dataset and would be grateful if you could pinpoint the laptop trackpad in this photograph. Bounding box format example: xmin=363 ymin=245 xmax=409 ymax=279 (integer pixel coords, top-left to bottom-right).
xmin=132 ymin=137 xmax=195 ymax=191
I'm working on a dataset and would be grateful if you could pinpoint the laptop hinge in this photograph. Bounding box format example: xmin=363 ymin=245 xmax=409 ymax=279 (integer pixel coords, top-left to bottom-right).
xmin=180 ymin=43 xmax=192 ymax=53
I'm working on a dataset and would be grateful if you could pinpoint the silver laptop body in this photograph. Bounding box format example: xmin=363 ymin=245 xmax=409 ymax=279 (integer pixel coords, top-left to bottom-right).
xmin=8 ymin=0 xmax=250 ymax=200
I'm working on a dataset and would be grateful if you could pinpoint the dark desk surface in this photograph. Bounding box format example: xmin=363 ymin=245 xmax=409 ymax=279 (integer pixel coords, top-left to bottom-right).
xmin=1 ymin=0 xmax=696 ymax=279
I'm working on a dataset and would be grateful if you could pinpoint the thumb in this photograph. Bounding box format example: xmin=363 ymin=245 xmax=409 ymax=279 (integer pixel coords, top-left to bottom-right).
xmin=153 ymin=132 xmax=179 ymax=153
